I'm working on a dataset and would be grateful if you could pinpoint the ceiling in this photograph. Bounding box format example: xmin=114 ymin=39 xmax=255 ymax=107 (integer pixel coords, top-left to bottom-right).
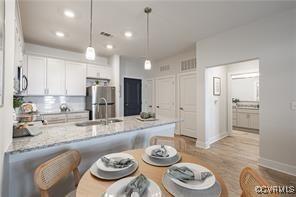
xmin=19 ymin=0 xmax=296 ymax=60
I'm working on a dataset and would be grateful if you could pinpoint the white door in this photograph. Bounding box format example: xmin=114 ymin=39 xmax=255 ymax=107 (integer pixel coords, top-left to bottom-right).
xmin=65 ymin=61 xmax=86 ymax=96
xmin=143 ymin=79 xmax=154 ymax=112
xmin=27 ymin=55 xmax=47 ymax=95
xmin=179 ymin=73 xmax=197 ymax=138
xmin=47 ymin=58 xmax=65 ymax=95
xmin=155 ymin=76 xmax=175 ymax=118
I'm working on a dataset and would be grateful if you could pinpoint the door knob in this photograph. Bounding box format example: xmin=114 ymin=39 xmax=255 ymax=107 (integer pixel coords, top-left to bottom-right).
xmin=148 ymin=105 xmax=152 ymax=108
xmin=156 ymin=106 xmax=159 ymax=108
xmin=180 ymin=107 xmax=184 ymax=110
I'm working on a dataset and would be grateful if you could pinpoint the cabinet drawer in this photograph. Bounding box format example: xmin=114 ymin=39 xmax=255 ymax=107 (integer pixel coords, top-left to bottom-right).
xmin=67 ymin=112 xmax=89 ymax=120
xmin=43 ymin=114 xmax=67 ymax=124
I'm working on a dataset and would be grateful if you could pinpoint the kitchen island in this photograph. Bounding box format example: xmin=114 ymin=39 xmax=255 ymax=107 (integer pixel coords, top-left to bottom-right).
xmin=5 ymin=116 xmax=178 ymax=197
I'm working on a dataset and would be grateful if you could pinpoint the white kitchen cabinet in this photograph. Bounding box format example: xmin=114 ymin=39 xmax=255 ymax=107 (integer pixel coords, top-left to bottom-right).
xmin=65 ymin=61 xmax=86 ymax=96
xmin=236 ymin=109 xmax=259 ymax=130
xmin=27 ymin=56 xmax=47 ymax=95
xmin=86 ymin=64 xmax=112 ymax=80
xmin=46 ymin=58 xmax=66 ymax=95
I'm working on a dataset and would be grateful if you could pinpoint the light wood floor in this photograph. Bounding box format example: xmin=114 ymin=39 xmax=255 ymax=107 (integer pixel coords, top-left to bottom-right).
xmin=178 ymin=130 xmax=296 ymax=197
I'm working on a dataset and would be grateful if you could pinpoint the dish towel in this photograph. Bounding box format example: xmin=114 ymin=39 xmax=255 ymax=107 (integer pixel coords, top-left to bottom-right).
xmin=151 ymin=144 xmax=169 ymax=158
xmin=125 ymin=174 xmax=150 ymax=197
xmin=101 ymin=156 xmax=134 ymax=168
xmin=140 ymin=112 xmax=156 ymax=119
xmin=168 ymin=166 xmax=212 ymax=182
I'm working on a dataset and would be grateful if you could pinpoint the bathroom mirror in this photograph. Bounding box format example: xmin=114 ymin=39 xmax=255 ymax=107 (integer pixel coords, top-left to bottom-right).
xmin=0 ymin=0 xmax=4 ymax=107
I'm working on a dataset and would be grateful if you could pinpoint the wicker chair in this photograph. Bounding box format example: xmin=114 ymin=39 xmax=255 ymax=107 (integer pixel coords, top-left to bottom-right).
xmin=240 ymin=167 xmax=278 ymax=197
xmin=149 ymin=136 xmax=187 ymax=153
xmin=34 ymin=150 xmax=81 ymax=197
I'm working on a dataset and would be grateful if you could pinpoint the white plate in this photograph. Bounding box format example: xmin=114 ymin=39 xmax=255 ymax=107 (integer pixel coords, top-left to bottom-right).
xmin=162 ymin=173 xmax=221 ymax=197
xmin=96 ymin=153 xmax=136 ymax=172
xmin=167 ymin=163 xmax=216 ymax=190
xmin=104 ymin=176 xmax=162 ymax=197
xmin=145 ymin=145 xmax=177 ymax=160
xmin=142 ymin=153 xmax=181 ymax=167
xmin=90 ymin=161 xmax=138 ymax=180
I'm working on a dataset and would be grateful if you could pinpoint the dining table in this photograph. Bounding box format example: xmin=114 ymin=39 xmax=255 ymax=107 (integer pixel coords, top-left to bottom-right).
xmin=76 ymin=148 xmax=228 ymax=197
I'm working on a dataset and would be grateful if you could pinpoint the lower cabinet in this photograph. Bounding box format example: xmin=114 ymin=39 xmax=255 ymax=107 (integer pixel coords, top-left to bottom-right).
xmin=236 ymin=109 xmax=259 ymax=130
xmin=42 ymin=112 xmax=89 ymax=125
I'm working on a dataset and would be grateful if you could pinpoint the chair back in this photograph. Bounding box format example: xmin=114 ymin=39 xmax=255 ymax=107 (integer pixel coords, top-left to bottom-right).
xmin=149 ymin=136 xmax=187 ymax=152
xmin=240 ymin=167 xmax=278 ymax=197
xmin=34 ymin=150 xmax=81 ymax=197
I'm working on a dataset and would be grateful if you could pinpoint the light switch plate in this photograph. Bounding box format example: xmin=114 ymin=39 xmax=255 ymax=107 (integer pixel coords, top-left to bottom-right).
xmin=291 ymin=101 xmax=296 ymax=111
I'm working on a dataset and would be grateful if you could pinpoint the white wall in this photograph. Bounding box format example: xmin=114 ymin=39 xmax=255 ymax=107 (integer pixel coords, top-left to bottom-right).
xmin=205 ymin=66 xmax=228 ymax=145
xmin=151 ymin=47 xmax=196 ymax=78
xmin=24 ymin=43 xmax=109 ymax=66
xmin=196 ymin=8 xmax=296 ymax=175
xmin=1 ymin=0 xmax=16 ymax=194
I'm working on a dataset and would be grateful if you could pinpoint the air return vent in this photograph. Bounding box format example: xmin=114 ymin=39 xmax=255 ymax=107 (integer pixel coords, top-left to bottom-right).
xmin=160 ymin=65 xmax=170 ymax=72
xmin=100 ymin=32 xmax=112 ymax=37
xmin=181 ymin=58 xmax=196 ymax=72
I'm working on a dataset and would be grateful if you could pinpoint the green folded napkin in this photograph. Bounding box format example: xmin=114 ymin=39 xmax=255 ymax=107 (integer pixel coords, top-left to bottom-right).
xmin=101 ymin=156 xmax=134 ymax=168
xmin=168 ymin=166 xmax=212 ymax=183
xmin=125 ymin=174 xmax=150 ymax=197
xmin=151 ymin=144 xmax=169 ymax=158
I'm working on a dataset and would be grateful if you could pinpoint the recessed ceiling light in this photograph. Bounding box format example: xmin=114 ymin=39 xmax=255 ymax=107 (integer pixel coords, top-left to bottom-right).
xmin=55 ymin=31 xmax=65 ymax=37
xmin=106 ymin=44 xmax=113 ymax=49
xmin=124 ymin=31 xmax=133 ymax=38
xmin=64 ymin=9 xmax=75 ymax=18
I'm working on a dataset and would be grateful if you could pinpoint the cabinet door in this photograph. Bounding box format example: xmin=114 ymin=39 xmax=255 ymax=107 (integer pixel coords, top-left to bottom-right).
xmin=27 ymin=56 xmax=47 ymax=95
xmin=66 ymin=62 xmax=86 ymax=96
xmin=237 ymin=112 xmax=249 ymax=128
xmin=86 ymin=64 xmax=101 ymax=78
xmin=100 ymin=66 xmax=112 ymax=79
xmin=249 ymin=113 xmax=259 ymax=129
xmin=47 ymin=58 xmax=65 ymax=95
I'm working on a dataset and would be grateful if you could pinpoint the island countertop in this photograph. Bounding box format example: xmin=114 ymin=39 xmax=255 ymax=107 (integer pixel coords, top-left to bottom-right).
xmin=7 ymin=116 xmax=179 ymax=154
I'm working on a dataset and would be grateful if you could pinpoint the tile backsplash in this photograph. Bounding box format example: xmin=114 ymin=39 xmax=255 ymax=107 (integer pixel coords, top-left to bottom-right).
xmin=23 ymin=96 xmax=86 ymax=113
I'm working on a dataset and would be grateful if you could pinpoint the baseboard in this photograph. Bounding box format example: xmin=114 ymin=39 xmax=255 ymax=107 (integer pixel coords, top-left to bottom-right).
xmin=259 ymin=157 xmax=296 ymax=177
xmin=195 ymin=139 xmax=210 ymax=149
xmin=207 ymin=132 xmax=229 ymax=145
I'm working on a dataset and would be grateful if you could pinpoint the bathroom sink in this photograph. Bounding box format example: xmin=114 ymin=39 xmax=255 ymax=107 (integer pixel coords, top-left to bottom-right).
xmin=75 ymin=119 xmax=122 ymax=127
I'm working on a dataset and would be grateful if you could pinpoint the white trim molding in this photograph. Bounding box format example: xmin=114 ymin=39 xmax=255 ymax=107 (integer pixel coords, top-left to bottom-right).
xmin=259 ymin=157 xmax=296 ymax=177
xmin=195 ymin=139 xmax=210 ymax=149
xmin=207 ymin=132 xmax=229 ymax=145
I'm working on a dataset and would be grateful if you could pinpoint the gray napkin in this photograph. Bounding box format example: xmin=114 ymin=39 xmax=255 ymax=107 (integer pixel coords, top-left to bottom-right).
xmin=151 ymin=144 xmax=169 ymax=158
xmin=125 ymin=174 xmax=150 ymax=197
xmin=140 ymin=112 xmax=156 ymax=119
xmin=168 ymin=166 xmax=212 ymax=183
xmin=101 ymin=156 xmax=134 ymax=168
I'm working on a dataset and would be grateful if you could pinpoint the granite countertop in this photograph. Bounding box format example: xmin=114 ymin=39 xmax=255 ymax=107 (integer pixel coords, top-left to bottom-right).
xmin=7 ymin=116 xmax=179 ymax=155
xmin=40 ymin=110 xmax=89 ymax=115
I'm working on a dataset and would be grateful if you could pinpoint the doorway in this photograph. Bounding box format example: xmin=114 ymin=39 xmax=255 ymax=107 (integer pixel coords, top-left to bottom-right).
xmin=124 ymin=78 xmax=142 ymax=116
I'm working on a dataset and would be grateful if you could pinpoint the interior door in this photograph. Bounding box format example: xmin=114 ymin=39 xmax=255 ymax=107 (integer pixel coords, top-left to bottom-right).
xmin=124 ymin=78 xmax=142 ymax=116
xmin=143 ymin=79 xmax=154 ymax=112
xmin=179 ymin=73 xmax=197 ymax=138
xmin=155 ymin=76 xmax=175 ymax=118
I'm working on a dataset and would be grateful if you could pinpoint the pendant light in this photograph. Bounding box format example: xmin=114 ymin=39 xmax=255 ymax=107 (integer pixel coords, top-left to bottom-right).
xmin=85 ymin=0 xmax=95 ymax=60
xmin=144 ymin=7 xmax=152 ymax=70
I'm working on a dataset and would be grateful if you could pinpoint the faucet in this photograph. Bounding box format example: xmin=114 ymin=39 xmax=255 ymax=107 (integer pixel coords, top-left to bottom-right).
xmin=99 ymin=97 xmax=108 ymax=125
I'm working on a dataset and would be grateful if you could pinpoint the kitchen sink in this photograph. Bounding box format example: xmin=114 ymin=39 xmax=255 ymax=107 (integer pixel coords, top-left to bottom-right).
xmin=75 ymin=119 xmax=123 ymax=127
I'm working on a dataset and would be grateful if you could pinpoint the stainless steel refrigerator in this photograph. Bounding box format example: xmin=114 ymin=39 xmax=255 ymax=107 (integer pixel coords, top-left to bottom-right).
xmin=86 ymin=86 xmax=116 ymax=120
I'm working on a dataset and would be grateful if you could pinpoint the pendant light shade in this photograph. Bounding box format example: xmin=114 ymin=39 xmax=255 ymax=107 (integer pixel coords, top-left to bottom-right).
xmin=85 ymin=0 xmax=95 ymax=60
xmin=144 ymin=7 xmax=152 ymax=70
xmin=85 ymin=47 xmax=96 ymax=60
xmin=144 ymin=59 xmax=152 ymax=70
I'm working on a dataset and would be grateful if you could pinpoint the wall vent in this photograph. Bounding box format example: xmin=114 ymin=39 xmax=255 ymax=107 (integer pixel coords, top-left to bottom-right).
xmin=160 ymin=65 xmax=170 ymax=72
xmin=181 ymin=58 xmax=196 ymax=72
xmin=100 ymin=32 xmax=112 ymax=37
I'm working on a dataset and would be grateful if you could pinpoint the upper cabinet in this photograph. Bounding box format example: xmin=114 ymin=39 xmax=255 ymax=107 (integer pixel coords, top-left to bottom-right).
xmin=26 ymin=55 xmax=87 ymax=96
xmin=47 ymin=58 xmax=66 ymax=95
xmin=66 ymin=61 xmax=86 ymax=96
xmin=86 ymin=64 xmax=112 ymax=80
xmin=27 ymin=56 xmax=47 ymax=95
